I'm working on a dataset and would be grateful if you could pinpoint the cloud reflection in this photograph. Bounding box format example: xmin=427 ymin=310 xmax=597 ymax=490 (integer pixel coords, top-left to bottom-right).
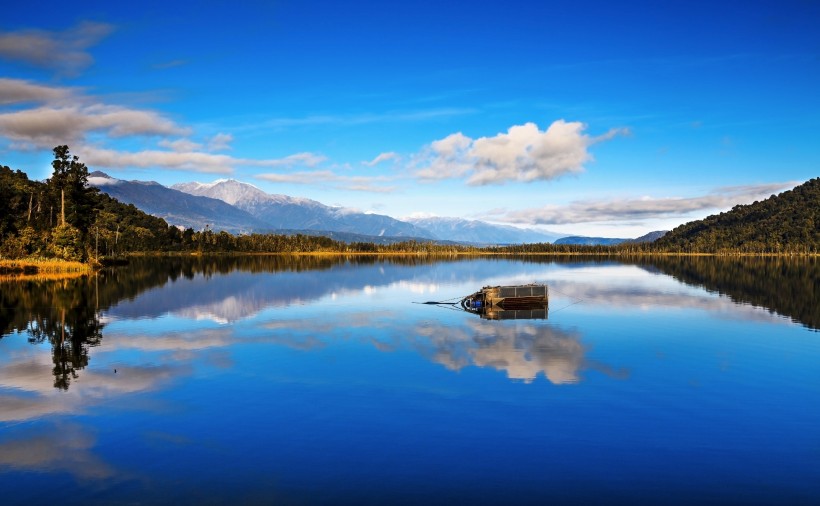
xmin=0 ymin=351 xmax=189 ymax=422
xmin=254 ymin=312 xmax=623 ymax=385
xmin=0 ymin=424 xmax=116 ymax=480
xmin=415 ymin=320 xmax=624 ymax=384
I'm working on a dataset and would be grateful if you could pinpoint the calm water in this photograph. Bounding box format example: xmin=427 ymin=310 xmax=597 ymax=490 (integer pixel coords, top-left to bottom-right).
xmin=1 ymin=255 xmax=819 ymax=504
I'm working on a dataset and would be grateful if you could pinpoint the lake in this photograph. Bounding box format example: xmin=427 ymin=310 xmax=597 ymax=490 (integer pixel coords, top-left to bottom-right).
xmin=1 ymin=255 xmax=819 ymax=504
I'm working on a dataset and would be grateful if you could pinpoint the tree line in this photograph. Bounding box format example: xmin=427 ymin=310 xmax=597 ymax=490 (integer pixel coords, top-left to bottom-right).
xmin=1 ymin=147 xmax=817 ymax=261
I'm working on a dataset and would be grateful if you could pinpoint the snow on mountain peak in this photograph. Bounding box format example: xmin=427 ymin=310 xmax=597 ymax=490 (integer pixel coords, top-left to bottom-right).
xmin=87 ymin=171 xmax=121 ymax=186
xmin=171 ymin=178 xmax=321 ymax=208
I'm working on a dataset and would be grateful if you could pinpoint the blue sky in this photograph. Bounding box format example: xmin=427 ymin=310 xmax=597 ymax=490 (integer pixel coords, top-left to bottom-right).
xmin=1 ymin=0 xmax=818 ymax=237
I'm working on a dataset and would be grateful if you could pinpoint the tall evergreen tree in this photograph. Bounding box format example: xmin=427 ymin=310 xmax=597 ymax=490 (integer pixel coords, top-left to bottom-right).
xmin=49 ymin=145 xmax=98 ymax=234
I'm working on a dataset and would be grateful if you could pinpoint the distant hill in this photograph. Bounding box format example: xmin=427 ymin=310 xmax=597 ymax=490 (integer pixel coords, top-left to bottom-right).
xmin=551 ymin=231 xmax=668 ymax=246
xmin=626 ymin=231 xmax=668 ymax=243
xmin=408 ymin=217 xmax=563 ymax=245
xmin=655 ymin=178 xmax=819 ymax=253
xmin=89 ymin=172 xmax=270 ymax=233
xmin=267 ymin=228 xmax=460 ymax=246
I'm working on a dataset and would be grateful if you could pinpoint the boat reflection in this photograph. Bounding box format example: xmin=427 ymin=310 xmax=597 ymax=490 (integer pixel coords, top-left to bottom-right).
xmin=463 ymin=304 xmax=549 ymax=321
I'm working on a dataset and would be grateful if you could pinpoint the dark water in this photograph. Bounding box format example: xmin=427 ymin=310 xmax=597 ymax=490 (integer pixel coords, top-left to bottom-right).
xmin=1 ymin=255 xmax=818 ymax=504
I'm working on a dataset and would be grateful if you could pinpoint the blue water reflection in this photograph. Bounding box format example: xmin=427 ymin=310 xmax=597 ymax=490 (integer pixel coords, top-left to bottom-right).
xmin=1 ymin=256 xmax=819 ymax=504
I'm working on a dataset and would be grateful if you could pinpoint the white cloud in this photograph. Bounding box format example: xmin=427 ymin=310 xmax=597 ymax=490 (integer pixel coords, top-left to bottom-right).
xmin=79 ymin=146 xmax=328 ymax=174
xmin=0 ymin=76 xmax=326 ymax=175
xmin=0 ymin=78 xmax=74 ymax=105
xmin=363 ymin=151 xmax=399 ymax=166
xmin=158 ymin=133 xmax=234 ymax=153
xmin=158 ymin=138 xmax=203 ymax=152
xmin=260 ymin=152 xmax=326 ymax=168
xmin=0 ymin=21 xmax=114 ymax=76
xmin=79 ymin=147 xmax=235 ymax=174
xmin=253 ymin=107 xmax=476 ymax=130
xmin=207 ymin=132 xmax=233 ymax=152
xmin=415 ymin=120 xmax=628 ymax=185
xmin=488 ymin=182 xmax=795 ymax=225
xmin=414 ymin=132 xmax=473 ymax=180
xmin=0 ymin=105 xmax=189 ymax=148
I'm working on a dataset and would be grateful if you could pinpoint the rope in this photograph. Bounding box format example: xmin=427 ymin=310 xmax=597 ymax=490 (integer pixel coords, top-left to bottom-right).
xmin=548 ymin=299 xmax=584 ymax=315
xmin=412 ymin=292 xmax=472 ymax=305
xmin=545 ymin=284 xmax=584 ymax=315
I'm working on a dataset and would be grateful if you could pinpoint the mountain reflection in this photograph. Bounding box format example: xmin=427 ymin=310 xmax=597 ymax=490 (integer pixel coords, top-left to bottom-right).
xmin=2 ymin=255 xmax=817 ymax=394
xmin=0 ymin=256 xmax=472 ymax=389
xmin=105 ymin=255 xmax=477 ymax=322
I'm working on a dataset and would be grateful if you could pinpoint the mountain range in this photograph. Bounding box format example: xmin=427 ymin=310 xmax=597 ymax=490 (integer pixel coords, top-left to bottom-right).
xmin=171 ymin=179 xmax=430 ymax=238
xmin=89 ymin=173 xmax=661 ymax=245
xmin=406 ymin=217 xmax=563 ymax=244
xmin=88 ymin=172 xmax=270 ymax=233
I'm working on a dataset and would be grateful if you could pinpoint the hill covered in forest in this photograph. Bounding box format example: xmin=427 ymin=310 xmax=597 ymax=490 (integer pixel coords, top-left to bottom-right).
xmin=654 ymin=178 xmax=819 ymax=253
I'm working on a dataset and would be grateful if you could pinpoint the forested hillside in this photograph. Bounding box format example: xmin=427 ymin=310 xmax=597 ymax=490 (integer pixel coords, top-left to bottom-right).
xmin=1 ymin=147 xmax=186 ymax=261
xmin=654 ymin=178 xmax=819 ymax=253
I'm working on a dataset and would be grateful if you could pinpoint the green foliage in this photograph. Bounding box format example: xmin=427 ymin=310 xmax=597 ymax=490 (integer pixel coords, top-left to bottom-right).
xmin=652 ymin=178 xmax=820 ymax=254
xmin=49 ymin=145 xmax=98 ymax=233
xmin=49 ymin=224 xmax=84 ymax=261
xmin=619 ymin=255 xmax=820 ymax=331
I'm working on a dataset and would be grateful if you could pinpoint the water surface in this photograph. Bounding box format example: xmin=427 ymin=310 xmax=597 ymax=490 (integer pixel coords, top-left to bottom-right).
xmin=1 ymin=255 xmax=819 ymax=504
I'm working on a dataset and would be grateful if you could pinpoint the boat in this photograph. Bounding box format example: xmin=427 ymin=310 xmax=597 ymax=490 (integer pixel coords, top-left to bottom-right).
xmin=461 ymin=284 xmax=549 ymax=320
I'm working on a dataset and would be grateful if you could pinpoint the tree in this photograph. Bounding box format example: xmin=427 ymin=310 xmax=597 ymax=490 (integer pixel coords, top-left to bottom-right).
xmin=49 ymin=145 xmax=98 ymax=236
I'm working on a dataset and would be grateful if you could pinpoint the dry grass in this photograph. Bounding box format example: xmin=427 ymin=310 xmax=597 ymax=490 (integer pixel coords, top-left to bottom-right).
xmin=0 ymin=270 xmax=89 ymax=282
xmin=0 ymin=258 xmax=93 ymax=276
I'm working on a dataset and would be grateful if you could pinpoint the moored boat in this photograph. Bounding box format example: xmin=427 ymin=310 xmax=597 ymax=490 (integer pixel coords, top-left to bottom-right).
xmin=461 ymin=284 xmax=548 ymax=320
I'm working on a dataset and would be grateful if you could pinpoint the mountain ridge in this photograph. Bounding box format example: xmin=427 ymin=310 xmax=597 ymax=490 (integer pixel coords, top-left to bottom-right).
xmin=88 ymin=172 xmax=272 ymax=233
xmin=171 ymin=178 xmax=431 ymax=238
xmin=407 ymin=216 xmax=563 ymax=245
xmin=91 ymin=173 xmax=672 ymax=246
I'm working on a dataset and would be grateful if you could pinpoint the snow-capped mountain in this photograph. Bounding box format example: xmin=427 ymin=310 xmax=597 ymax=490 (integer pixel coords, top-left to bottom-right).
xmin=91 ymin=175 xmax=658 ymax=245
xmin=408 ymin=217 xmax=563 ymax=245
xmin=172 ymin=179 xmax=432 ymax=238
xmin=89 ymin=172 xmax=270 ymax=233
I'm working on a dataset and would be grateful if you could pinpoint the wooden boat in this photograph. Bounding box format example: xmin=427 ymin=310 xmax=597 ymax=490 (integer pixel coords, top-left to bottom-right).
xmin=461 ymin=284 xmax=548 ymax=320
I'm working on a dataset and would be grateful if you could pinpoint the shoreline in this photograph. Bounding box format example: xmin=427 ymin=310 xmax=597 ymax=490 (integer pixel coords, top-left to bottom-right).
xmin=125 ymin=250 xmax=820 ymax=258
xmin=2 ymin=250 xmax=817 ymax=276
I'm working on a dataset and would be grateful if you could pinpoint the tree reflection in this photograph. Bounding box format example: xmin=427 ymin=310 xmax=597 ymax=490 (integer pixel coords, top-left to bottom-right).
xmin=3 ymin=277 xmax=103 ymax=390
xmin=626 ymin=256 xmax=820 ymax=331
xmin=472 ymin=255 xmax=819 ymax=331
xmin=0 ymin=255 xmax=475 ymax=390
